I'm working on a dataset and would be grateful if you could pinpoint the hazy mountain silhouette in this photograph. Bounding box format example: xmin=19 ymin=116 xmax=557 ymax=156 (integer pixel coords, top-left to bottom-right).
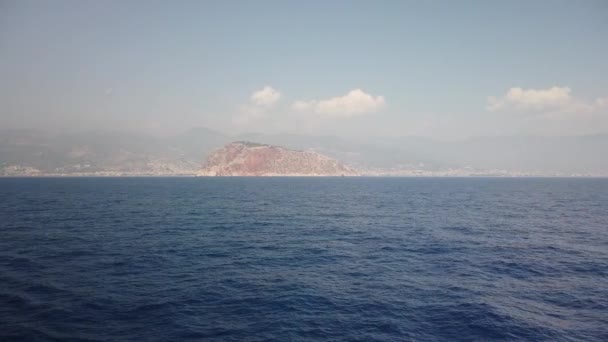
xmin=1 ymin=127 xmax=607 ymax=175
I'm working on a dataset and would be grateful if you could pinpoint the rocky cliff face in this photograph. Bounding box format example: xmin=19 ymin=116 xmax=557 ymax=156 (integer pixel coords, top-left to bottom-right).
xmin=198 ymin=142 xmax=358 ymax=176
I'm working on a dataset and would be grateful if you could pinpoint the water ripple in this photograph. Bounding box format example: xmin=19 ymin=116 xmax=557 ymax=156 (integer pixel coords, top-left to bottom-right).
xmin=1 ymin=177 xmax=607 ymax=341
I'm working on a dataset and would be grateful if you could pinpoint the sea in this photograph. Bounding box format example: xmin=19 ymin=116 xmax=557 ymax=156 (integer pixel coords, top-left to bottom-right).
xmin=0 ymin=177 xmax=607 ymax=341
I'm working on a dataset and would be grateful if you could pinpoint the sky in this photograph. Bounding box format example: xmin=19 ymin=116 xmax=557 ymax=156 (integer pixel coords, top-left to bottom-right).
xmin=1 ymin=0 xmax=607 ymax=139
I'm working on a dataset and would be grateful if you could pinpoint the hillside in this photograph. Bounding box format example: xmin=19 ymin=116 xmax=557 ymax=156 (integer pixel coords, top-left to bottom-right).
xmin=1 ymin=128 xmax=607 ymax=176
xmin=198 ymin=142 xmax=359 ymax=176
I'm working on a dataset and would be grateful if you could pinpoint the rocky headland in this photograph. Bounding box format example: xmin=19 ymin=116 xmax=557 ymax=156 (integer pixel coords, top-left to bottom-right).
xmin=198 ymin=141 xmax=359 ymax=176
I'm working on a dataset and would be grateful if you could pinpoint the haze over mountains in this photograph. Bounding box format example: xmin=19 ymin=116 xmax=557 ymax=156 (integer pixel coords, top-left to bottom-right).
xmin=1 ymin=127 xmax=607 ymax=176
xmin=3 ymin=2 xmax=608 ymax=177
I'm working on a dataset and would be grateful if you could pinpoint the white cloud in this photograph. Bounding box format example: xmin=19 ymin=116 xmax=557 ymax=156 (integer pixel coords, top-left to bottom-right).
xmin=486 ymin=86 xmax=608 ymax=135
xmin=487 ymin=86 xmax=573 ymax=111
xmin=250 ymin=86 xmax=281 ymax=107
xmin=595 ymin=97 xmax=608 ymax=109
xmin=486 ymin=86 xmax=608 ymax=116
xmin=292 ymin=89 xmax=386 ymax=117
xmin=232 ymin=86 xmax=281 ymax=125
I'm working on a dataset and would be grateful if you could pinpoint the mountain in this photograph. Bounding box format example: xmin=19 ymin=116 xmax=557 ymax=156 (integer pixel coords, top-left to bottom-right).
xmin=166 ymin=127 xmax=231 ymax=161
xmin=0 ymin=127 xmax=229 ymax=176
xmin=234 ymin=133 xmax=608 ymax=176
xmin=1 ymin=128 xmax=607 ymax=176
xmin=198 ymin=141 xmax=359 ymax=176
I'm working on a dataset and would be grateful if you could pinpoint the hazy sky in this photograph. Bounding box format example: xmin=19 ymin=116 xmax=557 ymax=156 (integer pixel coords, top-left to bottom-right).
xmin=1 ymin=0 xmax=607 ymax=138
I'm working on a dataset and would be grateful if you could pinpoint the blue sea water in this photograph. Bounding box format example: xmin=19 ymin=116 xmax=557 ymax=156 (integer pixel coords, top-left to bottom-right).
xmin=0 ymin=177 xmax=607 ymax=341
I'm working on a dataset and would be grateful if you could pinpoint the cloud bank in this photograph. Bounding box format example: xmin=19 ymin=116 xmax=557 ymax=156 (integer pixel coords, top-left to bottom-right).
xmin=487 ymin=86 xmax=605 ymax=114
xmin=292 ymin=89 xmax=386 ymax=117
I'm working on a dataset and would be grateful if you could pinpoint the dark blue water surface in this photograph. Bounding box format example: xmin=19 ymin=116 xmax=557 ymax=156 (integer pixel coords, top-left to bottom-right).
xmin=1 ymin=177 xmax=607 ymax=341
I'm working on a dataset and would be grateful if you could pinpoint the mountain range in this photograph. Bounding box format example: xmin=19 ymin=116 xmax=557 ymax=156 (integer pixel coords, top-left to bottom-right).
xmin=1 ymin=127 xmax=607 ymax=176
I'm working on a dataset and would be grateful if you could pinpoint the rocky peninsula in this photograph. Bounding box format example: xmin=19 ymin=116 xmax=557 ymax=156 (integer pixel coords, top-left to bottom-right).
xmin=198 ymin=141 xmax=358 ymax=176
